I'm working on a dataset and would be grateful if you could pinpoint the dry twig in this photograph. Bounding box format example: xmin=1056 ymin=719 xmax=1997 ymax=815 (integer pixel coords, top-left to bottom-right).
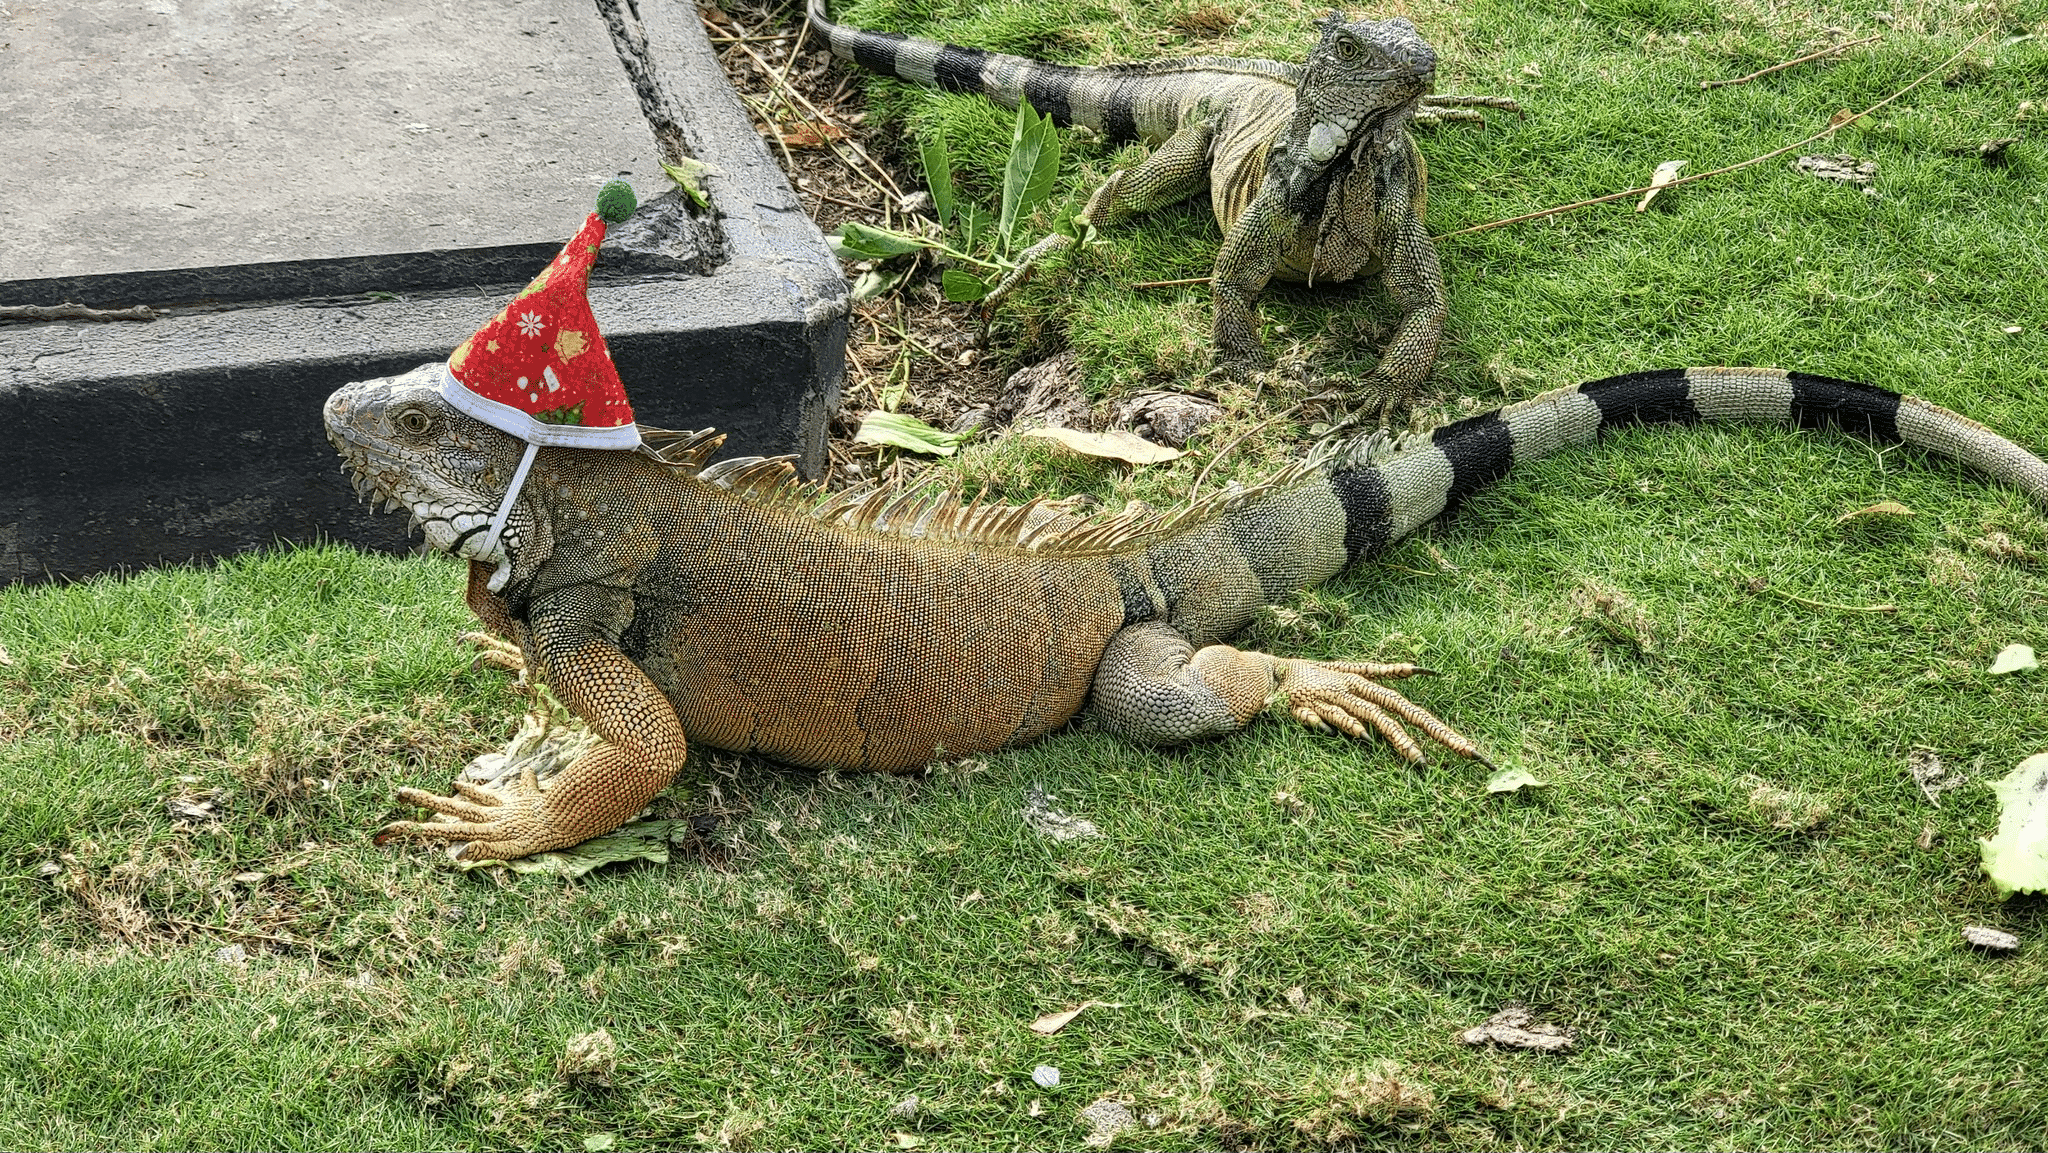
xmin=1700 ymin=35 xmax=1880 ymax=89
xmin=1440 ymin=30 xmax=1991 ymax=240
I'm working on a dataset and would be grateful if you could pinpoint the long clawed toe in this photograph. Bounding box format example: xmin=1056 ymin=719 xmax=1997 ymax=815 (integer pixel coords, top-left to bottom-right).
xmin=1280 ymin=660 xmax=1490 ymax=768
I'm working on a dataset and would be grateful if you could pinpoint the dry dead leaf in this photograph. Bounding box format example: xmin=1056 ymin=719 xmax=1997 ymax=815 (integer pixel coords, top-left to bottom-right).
xmin=1793 ymin=153 xmax=1878 ymax=185
xmin=1963 ymin=925 xmax=2019 ymax=951
xmin=780 ymin=122 xmax=847 ymax=148
xmin=1020 ymin=426 xmax=1183 ymax=465
xmin=1835 ymin=500 xmax=1913 ymax=525
xmin=1028 ymin=1000 xmax=1117 ymax=1035
xmin=1636 ymin=159 xmax=1687 ymax=212
xmin=1456 ymin=1005 xmax=1574 ymax=1052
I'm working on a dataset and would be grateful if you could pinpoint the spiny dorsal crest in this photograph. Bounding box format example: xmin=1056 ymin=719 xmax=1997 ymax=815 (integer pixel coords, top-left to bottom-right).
xmin=631 ymin=423 xmax=1399 ymax=556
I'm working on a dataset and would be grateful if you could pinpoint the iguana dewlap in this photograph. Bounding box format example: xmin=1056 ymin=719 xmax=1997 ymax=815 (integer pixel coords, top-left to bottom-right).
xmin=808 ymin=0 xmax=1516 ymax=415
xmin=326 ymin=366 xmax=2048 ymax=861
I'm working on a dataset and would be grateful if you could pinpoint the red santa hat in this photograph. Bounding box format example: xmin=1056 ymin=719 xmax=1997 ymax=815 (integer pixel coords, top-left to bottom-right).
xmin=447 ymin=182 xmax=641 ymax=577
xmin=441 ymin=180 xmax=641 ymax=448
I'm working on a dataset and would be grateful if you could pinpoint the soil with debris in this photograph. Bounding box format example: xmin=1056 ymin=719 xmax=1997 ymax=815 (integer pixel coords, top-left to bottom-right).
xmin=701 ymin=1 xmax=1014 ymax=484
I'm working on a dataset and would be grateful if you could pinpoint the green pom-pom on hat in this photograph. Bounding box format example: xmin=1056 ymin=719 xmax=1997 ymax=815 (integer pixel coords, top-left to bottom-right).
xmin=595 ymin=181 xmax=637 ymax=224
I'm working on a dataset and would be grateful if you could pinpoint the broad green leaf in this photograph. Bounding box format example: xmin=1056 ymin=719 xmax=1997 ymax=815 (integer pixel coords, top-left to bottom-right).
xmin=959 ymin=201 xmax=990 ymax=253
xmin=830 ymin=221 xmax=929 ymax=260
xmin=999 ymin=97 xmax=1061 ymax=251
xmin=918 ymin=131 xmax=956 ymax=228
xmin=942 ymin=268 xmax=990 ymax=302
xmin=1485 ymin=767 xmax=1548 ymax=793
xmin=1020 ymin=427 xmax=1181 ymax=465
xmin=1980 ymin=753 xmax=2048 ymax=897
xmin=854 ymin=410 xmax=969 ymax=456
xmin=1990 ymin=643 xmax=2038 ymax=675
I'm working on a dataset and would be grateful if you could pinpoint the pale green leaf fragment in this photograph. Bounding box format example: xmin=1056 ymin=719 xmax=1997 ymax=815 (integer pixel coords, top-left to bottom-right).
xmin=660 ymin=158 xmax=714 ymax=210
xmin=1020 ymin=427 xmax=1181 ymax=465
xmin=583 ymin=1135 xmax=617 ymax=1152
xmin=1485 ymin=767 xmax=1548 ymax=794
xmin=854 ymin=410 xmax=968 ymax=456
xmin=455 ymin=819 xmax=682 ymax=877
xmin=1634 ymin=159 xmax=1686 ymax=213
xmin=1979 ymin=753 xmax=2048 ymax=897
xmin=850 ymin=267 xmax=908 ymax=303
xmin=1990 ymin=643 xmax=2038 ymax=675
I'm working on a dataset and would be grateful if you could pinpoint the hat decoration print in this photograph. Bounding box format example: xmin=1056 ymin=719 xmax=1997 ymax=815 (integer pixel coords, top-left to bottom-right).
xmin=441 ymin=180 xmax=641 ymax=565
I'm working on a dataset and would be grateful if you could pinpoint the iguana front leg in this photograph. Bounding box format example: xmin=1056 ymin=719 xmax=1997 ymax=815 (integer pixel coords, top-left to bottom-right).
xmin=1207 ymin=194 xmax=1287 ymax=377
xmin=1355 ymin=161 xmax=1446 ymax=421
xmin=462 ymin=559 xmax=527 ymax=673
xmin=382 ymin=616 xmax=688 ymax=861
xmin=1088 ymin=621 xmax=1488 ymax=764
xmin=983 ymin=118 xmax=1218 ymax=309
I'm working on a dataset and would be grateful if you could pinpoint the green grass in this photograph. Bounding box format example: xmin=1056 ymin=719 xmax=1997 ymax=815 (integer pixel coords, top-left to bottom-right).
xmin=6 ymin=0 xmax=2048 ymax=1148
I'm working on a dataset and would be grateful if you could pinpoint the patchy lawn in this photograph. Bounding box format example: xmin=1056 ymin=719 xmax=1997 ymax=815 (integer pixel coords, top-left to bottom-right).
xmin=3 ymin=0 xmax=2046 ymax=1147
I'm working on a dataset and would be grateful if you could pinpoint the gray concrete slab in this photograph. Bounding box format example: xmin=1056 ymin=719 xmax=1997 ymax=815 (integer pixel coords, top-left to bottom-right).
xmin=4 ymin=0 xmax=665 ymax=279
xmin=0 ymin=0 xmax=849 ymax=585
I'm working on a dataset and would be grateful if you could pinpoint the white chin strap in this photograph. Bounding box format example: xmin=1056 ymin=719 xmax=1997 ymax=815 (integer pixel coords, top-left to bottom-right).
xmin=474 ymin=442 xmax=540 ymax=567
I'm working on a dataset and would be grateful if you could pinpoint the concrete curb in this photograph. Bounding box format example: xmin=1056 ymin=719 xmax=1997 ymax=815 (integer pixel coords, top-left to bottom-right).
xmin=0 ymin=0 xmax=847 ymax=585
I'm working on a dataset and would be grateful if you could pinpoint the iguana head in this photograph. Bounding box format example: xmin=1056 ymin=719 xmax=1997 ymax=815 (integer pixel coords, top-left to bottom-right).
xmin=1293 ymin=12 xmax=1438 ymax=165
xmin=324 ymin=363 xmax=547 ymax=586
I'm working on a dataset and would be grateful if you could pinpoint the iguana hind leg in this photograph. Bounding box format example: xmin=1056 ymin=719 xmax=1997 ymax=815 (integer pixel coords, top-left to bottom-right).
xmin=1089 ymin=621 xmax=1488 ymax=764
xmin=381 ymin=636 xmax=687 ymax=860
xmin=983 ymin=118 xmax=1218 ymax=309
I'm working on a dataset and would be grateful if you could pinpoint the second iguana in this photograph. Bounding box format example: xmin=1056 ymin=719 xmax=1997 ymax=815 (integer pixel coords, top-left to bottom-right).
xmin=807 ymin=0 xmax=1515 ymax=416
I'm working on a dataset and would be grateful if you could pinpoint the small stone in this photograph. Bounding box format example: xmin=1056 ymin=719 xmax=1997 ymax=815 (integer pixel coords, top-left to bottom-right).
xmin=216 ymin=944 xmax=248 ymax=965
xmin=1032 ymin=1064 xmax=1061 ymax=1089
xmin=1963 ymin=925 xmax=2019 ymax=952
xmin=948 ymin=406 xmax=993 ymax=435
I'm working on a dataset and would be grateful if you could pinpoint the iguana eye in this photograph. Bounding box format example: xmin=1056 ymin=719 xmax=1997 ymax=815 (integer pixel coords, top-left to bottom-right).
xmin=1337 ymin=37 xmax=1359 ymax=60
xmin=395 ymin=409 xmax=433 ymax=436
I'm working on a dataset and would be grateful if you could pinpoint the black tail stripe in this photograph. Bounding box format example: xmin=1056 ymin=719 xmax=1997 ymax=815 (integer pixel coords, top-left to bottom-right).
xmin=932 ymin=44 xmax=994 ymax=92
xmin=1581 ymin=369 xmax=1699 ymax=429
xmin=847 ymin=31 xmax=911 ymax=78
xmin=1098 ymin=79 xmax=1139 ymax=140
xmin=1331 ymin=465 xmax=1394 ymax=565
xmin=1788 ymin=372 xmax=1903 ymax=442
xmin=1432 ymin=411 xmax=1515 ymax=515
xmin=1022 ymin=69 xmax=1076 ymax=124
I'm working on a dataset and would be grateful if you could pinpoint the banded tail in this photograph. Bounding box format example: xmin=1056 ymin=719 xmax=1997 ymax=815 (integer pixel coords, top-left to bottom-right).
xmin=1143 ymin=367 xmax=2048 ymax=639
xmin=1335 ymin=367 xmax=2048 ymax=563
xmin=805 ymin=0 xmax=1294 ymax=139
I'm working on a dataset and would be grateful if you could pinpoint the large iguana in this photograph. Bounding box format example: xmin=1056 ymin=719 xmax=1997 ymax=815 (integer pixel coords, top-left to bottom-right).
xmin=807 ymin=0 xmax=1515 ymax=415
xmin=327 ymin=365 xmax=2048 ymax=861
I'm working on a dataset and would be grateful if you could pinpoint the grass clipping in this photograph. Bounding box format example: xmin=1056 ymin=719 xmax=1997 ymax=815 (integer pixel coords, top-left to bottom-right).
xmin=443 ymin=706 xmax=683 ymax=877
